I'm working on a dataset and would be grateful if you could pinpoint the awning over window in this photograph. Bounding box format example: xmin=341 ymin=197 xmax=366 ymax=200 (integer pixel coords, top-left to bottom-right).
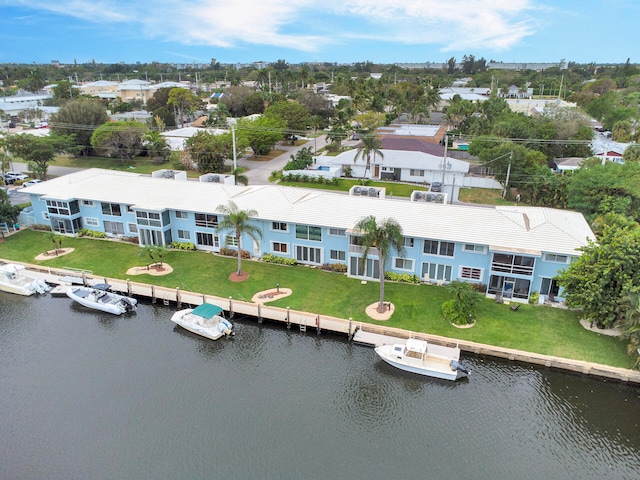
xmin=489 ymin=245 xmax=542 ymax=256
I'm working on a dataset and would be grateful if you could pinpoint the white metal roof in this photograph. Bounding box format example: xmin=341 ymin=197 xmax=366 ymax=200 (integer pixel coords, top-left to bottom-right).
xmin=328 ymin=149 xmax=469 ymax=173
xmin=24 ymin=169 xmax=594 ymax=256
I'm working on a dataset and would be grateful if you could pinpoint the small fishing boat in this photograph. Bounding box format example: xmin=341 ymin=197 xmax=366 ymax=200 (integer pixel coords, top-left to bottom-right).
xmin=66 ymin=284 xmax=137 ymax=315
xmin=0 ymin=263 xmax=51 ymax=296
xmin=171 ymin=303 xmax=234 ymax=341
xmin=375 ymin=338 xmax=469 ymax=381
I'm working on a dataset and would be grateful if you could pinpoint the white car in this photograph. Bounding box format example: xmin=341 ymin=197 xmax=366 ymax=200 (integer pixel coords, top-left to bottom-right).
xmin=23 ymin=179 xmax=43 ymax=188
xmin=4 ymin=172 xmax=29 ymax=184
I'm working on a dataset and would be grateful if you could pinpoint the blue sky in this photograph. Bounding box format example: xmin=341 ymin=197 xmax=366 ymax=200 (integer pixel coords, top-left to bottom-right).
xmin=1 ymin=0 xmax=638 ymax=65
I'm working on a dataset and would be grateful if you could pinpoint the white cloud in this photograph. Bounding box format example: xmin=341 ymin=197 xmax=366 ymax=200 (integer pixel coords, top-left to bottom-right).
xmin=16 ymin=0 xmax=540 ymax=53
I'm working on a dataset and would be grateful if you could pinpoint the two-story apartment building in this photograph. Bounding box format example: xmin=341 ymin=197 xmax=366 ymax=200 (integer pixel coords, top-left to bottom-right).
xmin=22 ymin=169 xmax=595 ymax=303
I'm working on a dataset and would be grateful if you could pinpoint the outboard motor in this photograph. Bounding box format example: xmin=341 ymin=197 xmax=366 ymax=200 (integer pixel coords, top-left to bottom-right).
xmin=450 ymin=360 xmax=470 ymax=375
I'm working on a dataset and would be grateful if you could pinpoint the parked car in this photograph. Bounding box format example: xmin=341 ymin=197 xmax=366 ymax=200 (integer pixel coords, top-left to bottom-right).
xmin=4 ymin=172 xmax=29 ymax=184
xmin=23 ymin=179 xmax=43 ymax=188
xmin=431 ymin=181 xmax=442 ymax=193
xmin=35 ymin=121 xmax=49 ymax=129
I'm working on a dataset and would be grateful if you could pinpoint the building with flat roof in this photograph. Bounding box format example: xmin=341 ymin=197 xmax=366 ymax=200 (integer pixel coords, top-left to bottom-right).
xmin=21 ymin=168 xmax=594 ymax=303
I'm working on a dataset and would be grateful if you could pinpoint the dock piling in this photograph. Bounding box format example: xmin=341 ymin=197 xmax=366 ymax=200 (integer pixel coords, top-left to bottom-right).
xmin=286 ymin=307 xmax=291 ymax=329
xmin=316 ymin=315 xmax=321 ymax=335
xmin=176 ymin=287 xmax=181 ymax=308
xmin=229 ymin=296 xmax=234 ymax=318
xmin=151 ymin=285 xmax=156 ymax=304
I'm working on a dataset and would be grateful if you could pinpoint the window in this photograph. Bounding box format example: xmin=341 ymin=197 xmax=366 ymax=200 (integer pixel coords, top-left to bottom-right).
xmin=295 ymin=245 xmax=322 ymax=264
xmin=463 ymin=243 xmax=487 ymax=254
xmin=46 ymin=200 xmax=70 ymax=216
xmin=136 ymin=211 xmax=162 ymax=227
xmin=423 ymin=240 xmax=454 ymax=257
xmin=226 ymin=236 xmax=238 ymax=247
xmin=329 ymin=228 xmax=346 ymax=237
xmin=82 ymin=200 xmax=94 ymax=207
xmin=394 ymin=258 xmax=414 ymax=271
xmin=404 ymin=237 xmax=414 ymax=248
xmin=460 ymin=266 xmax=482 ymax=281
xmin=491 ymin=253 xmax=535 ymax=275
xmin=544 ymin=253 xmax=569 ymax=264
xmin=409 ymin=169 xmax=425 ymax=176
xmin=295 ymin=225 xmax=322 ymax=241
xmin=175 ymin=210 xmax=188 ymax=219
xmin=196 ymin=232 xmax=219 ymax=248
xmin=42 ymin=212 xmax=49 ymax=221
xmin=85 ymin=217 xmax=99 ymax=227
xmin=272 ymin=222 xmax=288 ymax=232
xmin=421 ymin=262 xmax=452 ymax=282
xmin=177 ymin=230 xmax=190 ymax=240
xmin=103 ymin=221 xmax=124 ymax=235
xmin=101 ymin=203 xmax=121 ymax=216
xmin=195 ymin=213 xmax=218 ymax=228
xmin=330 ymin=249 xmax=346 ymax=261
xmin=272 ymin=242 xmax=288 ymax=253
xmin=127 ymin=223 xmax=138 ymax=234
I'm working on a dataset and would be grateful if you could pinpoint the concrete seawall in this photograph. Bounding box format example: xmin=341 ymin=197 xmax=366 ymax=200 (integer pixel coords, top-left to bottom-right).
xmin=7 ymin=259 xmax=640 ymax=386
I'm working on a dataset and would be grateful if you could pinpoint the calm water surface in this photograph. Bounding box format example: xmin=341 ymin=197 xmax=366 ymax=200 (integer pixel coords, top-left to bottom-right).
xmin=0 ymin=293 xmax=638 ymax=479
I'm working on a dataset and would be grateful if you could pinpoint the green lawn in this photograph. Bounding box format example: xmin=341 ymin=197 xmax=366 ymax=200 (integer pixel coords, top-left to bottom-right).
xmin=0 ymin=229 xmax=633 ymax=369
xmin=52 ymin=155 xmax=193 ymax=176
xmin=279 ymin=178 xmax=431 ymax=197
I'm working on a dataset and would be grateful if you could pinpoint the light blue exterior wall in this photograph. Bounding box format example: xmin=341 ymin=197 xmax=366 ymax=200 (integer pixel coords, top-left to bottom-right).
xmin=27 ymin=193 xmax=575 ymax=303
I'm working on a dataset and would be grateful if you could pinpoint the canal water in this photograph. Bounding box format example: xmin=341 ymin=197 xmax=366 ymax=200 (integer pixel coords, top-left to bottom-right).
xmin=0 ymin=293 xmax=638 ymax=479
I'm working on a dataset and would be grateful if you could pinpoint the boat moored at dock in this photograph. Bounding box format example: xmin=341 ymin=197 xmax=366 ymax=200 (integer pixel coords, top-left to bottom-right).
xmin=375 ymin=338 xmax=469 ymax=381
xmin=171 ymin=303 xmax=234 ymax=341
xmin=0 ymin=263 xmax=51 ymax=296
xmin=66 ymin=284 xmax=137 ymax=315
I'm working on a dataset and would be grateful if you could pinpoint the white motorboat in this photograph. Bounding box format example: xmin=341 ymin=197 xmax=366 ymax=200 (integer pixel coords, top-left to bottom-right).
xmin=375 ymin=338 xmax=469 ymax=381
xmin=66 ymin=284 xmax=137 ymax=315
xmin=171 ymin=303 xmax=234 ymax=341
xmin=0 ymin=263 xmax=51 ymax=296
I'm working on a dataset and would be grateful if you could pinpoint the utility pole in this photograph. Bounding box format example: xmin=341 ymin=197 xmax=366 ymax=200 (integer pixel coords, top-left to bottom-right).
xmin=502 ymin=152 xmax=513 ymax=198
xmin=231 ymin=125 xmax=237 ymax=173
xmin=441 ymin=134 xmax=448 ymax=188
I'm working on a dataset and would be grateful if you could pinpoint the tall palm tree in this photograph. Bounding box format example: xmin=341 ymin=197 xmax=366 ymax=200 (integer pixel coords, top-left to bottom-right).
xmin=353 ymin=134 xmax=383 ymax=179
xmin=216 ymin=201 xmax=262 ymax=277
xmin=353 ymin=215 xmax=405 ymax=313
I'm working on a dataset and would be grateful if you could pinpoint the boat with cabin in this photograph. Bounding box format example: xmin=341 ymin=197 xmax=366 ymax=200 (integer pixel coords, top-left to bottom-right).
xmin=171 ymin=303 xmax=234 ymax=341
xmin=0 ymin=263 xmax=51 ymax=296
xmin=66 ymin=284 xmax=137 ymax=315
xmin=375 ymin=338 xmax=469 ymax=381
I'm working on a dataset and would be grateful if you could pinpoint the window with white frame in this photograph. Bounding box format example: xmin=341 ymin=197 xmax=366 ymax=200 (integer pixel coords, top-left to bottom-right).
xmin=175 ymin=210 xmax=188 ymax=219
xmin=463 ymin=243 xmax=487 ymax=254
xmin=460 ymin=266 xmax=482 ymax=281
xmin=424 ymin=239 xmax=455 ymax=257
xmin=544 ymin=253 xmax=569 ymax=264
xmin=330 ymin=249 xmax=346 ymax=261
xmin=225 ymin=236 xmax=238 ymax=247
xmin=272 ymin=221 xmax=288 ymax=232
xmin=329 ymin=227 xmax=346 ymax=237
xmin=177 ymin=230 xmax=190 ymax=240
xmin=409 ymin=169 xmax=425 ymax=176
xmin=42 ymin=212 xmax=49 ymax=220
xmin=394 ymin=258 xmax=414 ymax=271
xmin=272 ymin=242 xmax=288 ymax=253
xmin=85 ymin=217 xmax=99 ymax=227
xmin=82 ymin=200 xmax=94 ymax=207
xmin=421 ymin=262 xmax=452 ymax=282
xmin=127 ymin=223 xmax=138 ymax=234
xmin=136 ymin=211 xmax=162 ymax=227
xmin=295 ymin=245 xmax=322 ymax=264
xmin=404 ymin=237 xmax=414 ymax=248
xmin=195 ymin=213 xmax=218 ymax=228
xmin=104 ymin=221 xmax=124 ymax=235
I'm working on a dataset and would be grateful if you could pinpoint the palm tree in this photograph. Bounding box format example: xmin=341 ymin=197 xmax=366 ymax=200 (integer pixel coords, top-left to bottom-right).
xmin=143 ymin=131 xmax=170 ymax=164
xmin=232 ymin=167 xmax=249 ymax=186
xmin=616 ymin=293 xmax=640 ymax=369
xmin=353 ymin=134 xmax=383 ymax=179
xmin=216 ymin=201 xmax=262 ymax=277
xmin=353 ymin=215 xmax=405 ymax=313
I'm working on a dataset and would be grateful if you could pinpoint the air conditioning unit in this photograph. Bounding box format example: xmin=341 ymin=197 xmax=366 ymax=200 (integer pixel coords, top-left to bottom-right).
xmin=414 ymin=192 xmax=422 ymax=201
xmin=163 ymin=170 xmax=174 ymax=179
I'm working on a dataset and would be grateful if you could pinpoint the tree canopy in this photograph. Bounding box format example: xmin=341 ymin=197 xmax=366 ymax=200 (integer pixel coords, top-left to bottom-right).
xmin=90 ymin=121 xmax=148 ymax=163
xmin=6 ymin=133 xmax=75 ymax=178
xmin=50 ymin=98 xmax=109 ymax=156
xmin=237 ymin=115 xmax=286 ymax=156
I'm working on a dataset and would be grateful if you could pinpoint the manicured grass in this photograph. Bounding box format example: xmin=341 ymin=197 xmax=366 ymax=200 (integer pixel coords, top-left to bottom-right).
xmin=52 ymin=155 xmax=197 ymax=176
xmin=279 ymin=178 xmax=430 ymax=197
xmin=458 ymin=187 xmax=516 ymax=206
xmin=0 ymin=229 xmax=633 ymax=369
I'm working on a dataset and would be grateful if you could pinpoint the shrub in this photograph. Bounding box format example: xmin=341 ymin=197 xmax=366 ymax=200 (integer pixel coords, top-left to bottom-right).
xmin=31 ymin=224 xmax=51 ymax=231
xmin=170 ymin=241 xmax=196 ymax=251
xmin=77 ymin=228 xmax=107 ymax=238
xmin=442 ymin=299 xmax=473 ymax=326
xmin=262 ymin=253 xmax=296 ymax=265
xmin=385 ymin=272 xmax=420 ymax=284
xmin=528 ymin=291 xmax=540 ymax=305
xmin=220 ymin=247 xmax=250 ymax=259
xmin=121 ymin=236 xmax=139 ymax=244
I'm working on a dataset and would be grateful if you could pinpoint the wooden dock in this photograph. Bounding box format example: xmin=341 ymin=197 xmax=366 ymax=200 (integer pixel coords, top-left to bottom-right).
xmin=5 ymin=259 xmax=640 ymax=386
